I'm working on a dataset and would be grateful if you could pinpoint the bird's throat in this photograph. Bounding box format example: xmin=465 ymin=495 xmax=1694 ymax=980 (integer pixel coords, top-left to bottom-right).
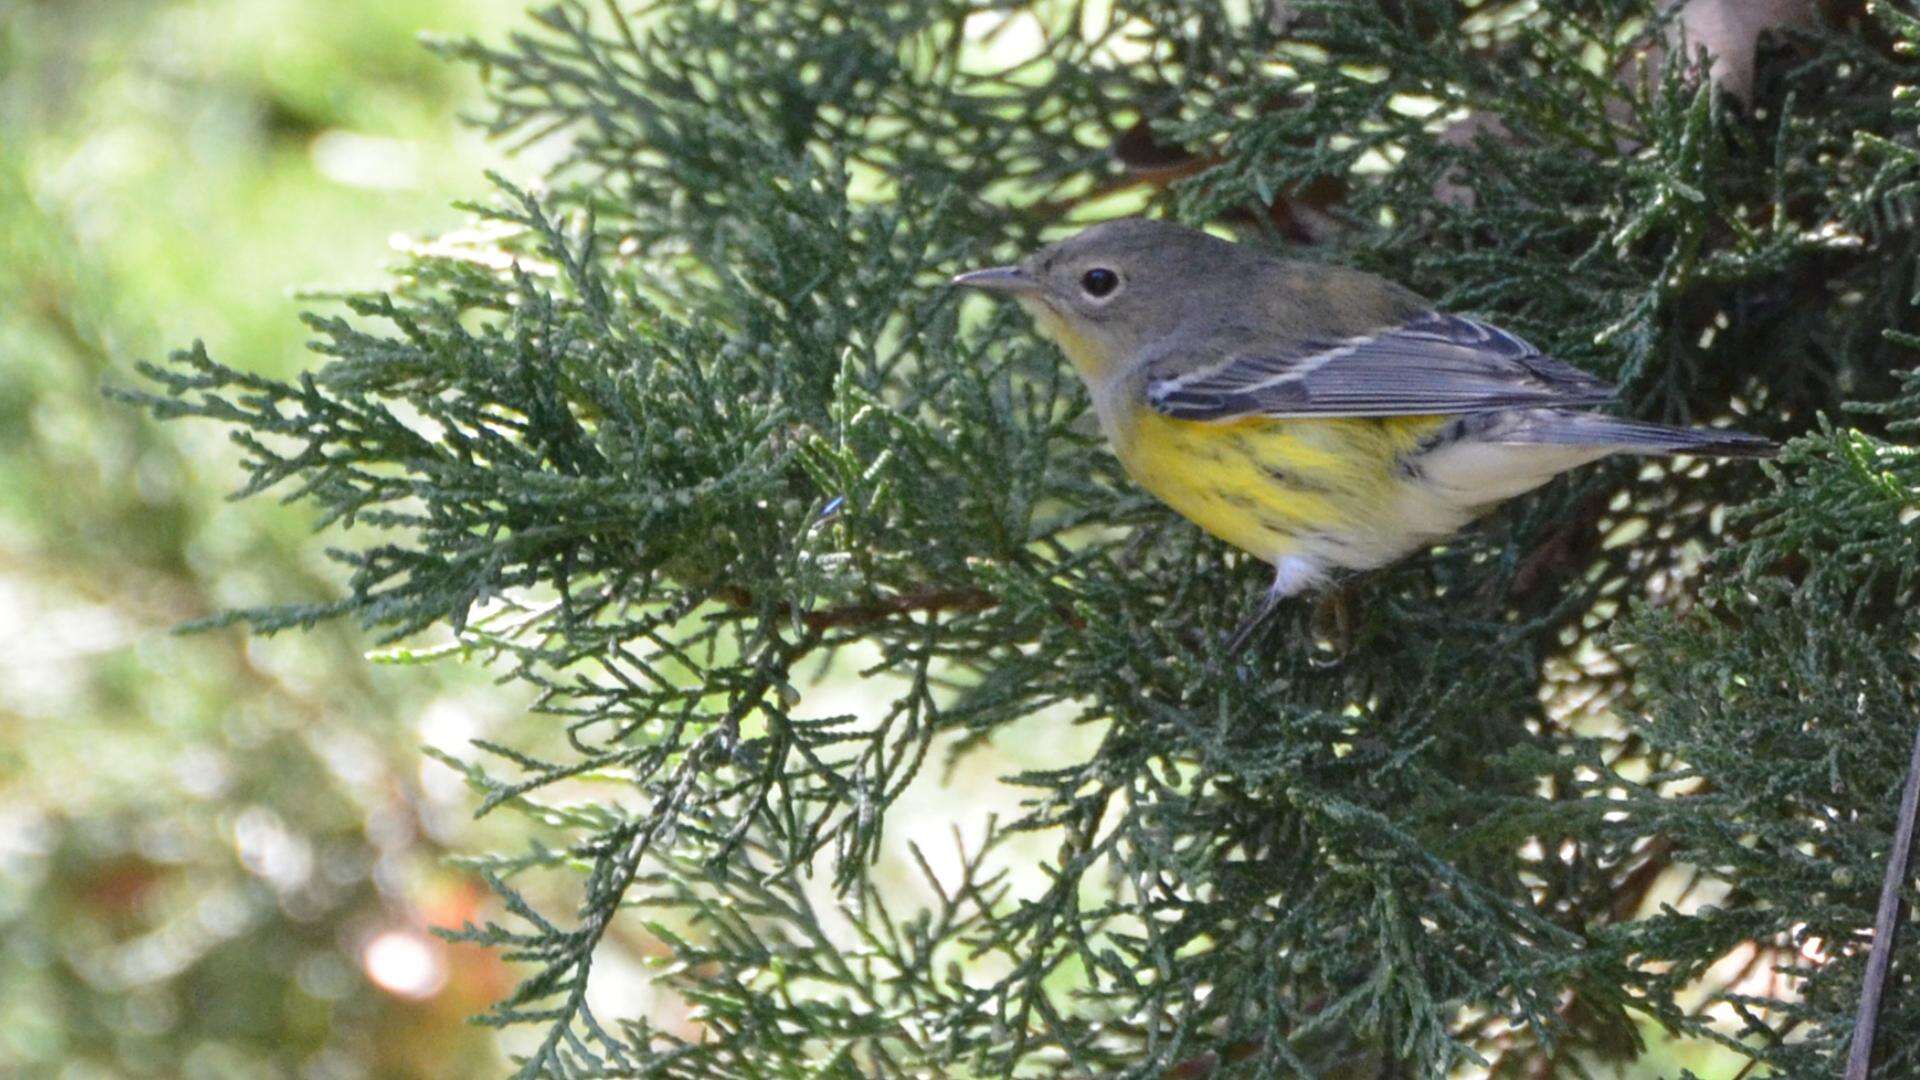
xmin=1021 ymin=299 xmax=1115 ymax=383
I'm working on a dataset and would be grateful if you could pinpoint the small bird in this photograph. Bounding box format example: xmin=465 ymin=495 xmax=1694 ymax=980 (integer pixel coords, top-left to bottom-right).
xmin=953 ymin=218 xmax=1772 ymax=647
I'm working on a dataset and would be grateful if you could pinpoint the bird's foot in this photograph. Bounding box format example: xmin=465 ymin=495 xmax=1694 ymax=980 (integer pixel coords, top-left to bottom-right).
xmin=1308 ymin=584 xmax=1356 ymax=667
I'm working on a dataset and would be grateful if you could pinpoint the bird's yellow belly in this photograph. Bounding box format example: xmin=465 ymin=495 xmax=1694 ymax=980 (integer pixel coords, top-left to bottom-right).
xmin=1117 ymin=412 xmax=1450 ymax=564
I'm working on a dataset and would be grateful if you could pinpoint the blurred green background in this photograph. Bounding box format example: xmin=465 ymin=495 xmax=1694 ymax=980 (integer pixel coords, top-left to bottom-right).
xmin=0 ymin=2 xmax=536 ymax=1074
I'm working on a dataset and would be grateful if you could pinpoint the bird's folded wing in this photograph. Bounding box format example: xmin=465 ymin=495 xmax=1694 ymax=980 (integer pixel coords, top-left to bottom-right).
xmin=1143 ymin=312 xmax=1617 ymax=420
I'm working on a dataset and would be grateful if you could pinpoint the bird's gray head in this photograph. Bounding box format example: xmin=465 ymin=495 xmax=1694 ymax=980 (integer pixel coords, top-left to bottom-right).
xmin=952 ymin=219 xmax=1253 ymax=381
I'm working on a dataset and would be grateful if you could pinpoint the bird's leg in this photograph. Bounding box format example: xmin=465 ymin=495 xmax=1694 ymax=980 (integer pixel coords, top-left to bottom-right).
xmin=1226 ymin=579 xmax=1287 ymax=657
xmin=1221 ymin=584 xmax=1282 ymax=653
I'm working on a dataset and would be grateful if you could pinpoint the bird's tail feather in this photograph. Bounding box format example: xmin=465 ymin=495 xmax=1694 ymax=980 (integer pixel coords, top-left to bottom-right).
xmin=1504 ymin=411 xmax=1776 ymax=458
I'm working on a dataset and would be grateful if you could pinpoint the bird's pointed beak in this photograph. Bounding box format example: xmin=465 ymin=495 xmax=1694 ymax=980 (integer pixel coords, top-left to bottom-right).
xmin=949 ymin=265 xmax=1039 ymax=295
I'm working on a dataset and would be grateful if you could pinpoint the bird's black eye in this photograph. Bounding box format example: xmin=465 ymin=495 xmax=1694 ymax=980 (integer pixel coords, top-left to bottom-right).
xmin=1080 ymin=268 xmax=1120 ymax=298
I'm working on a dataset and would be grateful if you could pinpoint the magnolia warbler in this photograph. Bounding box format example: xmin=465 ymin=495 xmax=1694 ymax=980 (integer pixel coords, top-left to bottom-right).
xmin=953 ymin=218 xmax=1772 ymax=647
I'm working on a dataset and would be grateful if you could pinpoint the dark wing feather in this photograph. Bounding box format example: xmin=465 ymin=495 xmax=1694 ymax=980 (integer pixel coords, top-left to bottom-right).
xmin=1145 ymin=312 xmax=1617 ymax=421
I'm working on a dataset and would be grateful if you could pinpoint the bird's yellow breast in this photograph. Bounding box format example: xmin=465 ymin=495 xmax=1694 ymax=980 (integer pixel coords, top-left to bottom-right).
xmin=1115 ymin=410 xmax=1449 ymax=561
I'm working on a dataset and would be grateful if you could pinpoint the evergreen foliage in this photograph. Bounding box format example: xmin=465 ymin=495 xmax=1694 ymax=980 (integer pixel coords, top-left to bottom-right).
xmin=117 ymin=1 xmax=1920 ymax=1074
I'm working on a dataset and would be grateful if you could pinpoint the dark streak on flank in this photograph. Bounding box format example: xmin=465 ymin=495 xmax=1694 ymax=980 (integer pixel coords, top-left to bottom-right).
xmin=1182 ymin=438 xmax=1228 ymax=464
xmin=1296 ymin=530 xmax=1354 ymax=561
xmin=1264 ymin=464 xmax=1333 ymax=495
xmin=1399 ymin=414 xmax=1490 ymax=480
xmin=1258 ymin=515 xmax=1300 ymax=538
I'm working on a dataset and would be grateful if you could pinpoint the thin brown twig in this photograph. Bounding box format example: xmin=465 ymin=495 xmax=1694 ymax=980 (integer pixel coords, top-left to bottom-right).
xmin=1608 ymin=835 xmax=1677 ymax=922
xmin=715 ymin=584 xmax=1000 ymax=631
xmin=1844 ymin=712 xmax=1920 ymax=1080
